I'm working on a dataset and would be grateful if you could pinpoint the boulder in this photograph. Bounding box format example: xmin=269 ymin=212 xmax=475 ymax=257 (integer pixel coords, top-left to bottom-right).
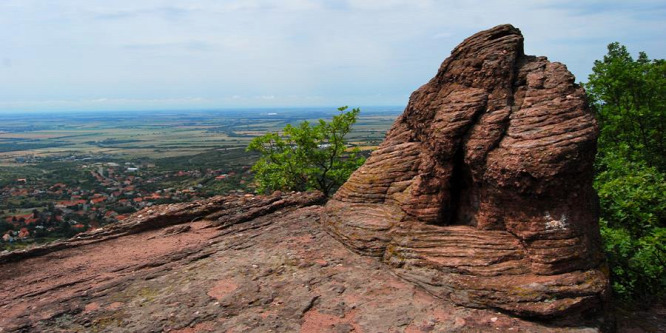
xmin=322 ymin=24 xmax=610 ymax=319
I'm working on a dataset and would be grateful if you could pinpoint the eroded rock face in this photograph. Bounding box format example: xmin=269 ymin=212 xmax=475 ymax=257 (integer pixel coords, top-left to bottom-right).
xmin=3 ymin=191 xmax=612 ymax=332
xmin=322 ymin=24 xmax=610 ymax=318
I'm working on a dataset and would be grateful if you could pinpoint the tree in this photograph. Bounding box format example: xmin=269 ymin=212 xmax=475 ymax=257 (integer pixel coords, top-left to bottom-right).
xmin=586 ymin=43 xmax=666 ymax=305
xmin=57 ymin=221 xmax=77 ymax=238
xmin=247 ymin=106 xmax=365 ymax=197
xmin=585 ymin=42 xmax=666 ymax=171
xmin=595 ymin=155 xmax=666 ymax=303
xmin=0 ymin=221 xmax=14 ymax=234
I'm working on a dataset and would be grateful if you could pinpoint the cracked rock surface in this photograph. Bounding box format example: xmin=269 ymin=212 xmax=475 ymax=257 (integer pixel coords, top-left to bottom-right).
xmin=0 ymin=191 xmax=608 ymax=332
xmin=322 ymin=24 xmax=610 ymax=321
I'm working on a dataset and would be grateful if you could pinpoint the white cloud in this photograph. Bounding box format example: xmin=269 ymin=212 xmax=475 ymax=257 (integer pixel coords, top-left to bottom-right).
xmin=0 ymin=0 xmax=664 ymax=112
xmin=346 ymin=0 xmax=433 ymax=10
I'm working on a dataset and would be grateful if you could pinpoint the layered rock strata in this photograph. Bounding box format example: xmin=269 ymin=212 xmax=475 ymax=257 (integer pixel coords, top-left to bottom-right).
xmin=322 ymin=24 xmax=610 ymax=319
xmin=2 ymin=191 xmax=619 ymax=332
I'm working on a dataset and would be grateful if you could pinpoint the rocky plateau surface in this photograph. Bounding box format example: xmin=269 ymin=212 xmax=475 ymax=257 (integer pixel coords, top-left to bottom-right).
xmin=0 ymin=191 xmax=639 ymax=333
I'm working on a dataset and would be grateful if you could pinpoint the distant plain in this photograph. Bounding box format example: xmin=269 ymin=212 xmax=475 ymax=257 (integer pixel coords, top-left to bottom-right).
xmin=0 ymin=107 xmax=401 ymax=166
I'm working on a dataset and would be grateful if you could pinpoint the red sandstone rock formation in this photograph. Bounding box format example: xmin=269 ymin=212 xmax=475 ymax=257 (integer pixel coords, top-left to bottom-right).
xmin=322 ymin=24 xmax=610 ymax=319
xmin=2 ymin=191 xmax=620 ymax=332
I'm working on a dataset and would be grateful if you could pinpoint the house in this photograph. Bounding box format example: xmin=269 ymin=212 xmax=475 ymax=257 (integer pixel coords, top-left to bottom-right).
xmin=49 ymin=183 xmax=67 ymax=190
xmin=18 ymin=228 xmax=30 ymax=239
xmin=145 ymin=193 xmax=161 ymax=200
xmin=90 ymin=197 xmax=106 ymax=204
xmin=58 ymin=200 xmax=87 ymax=209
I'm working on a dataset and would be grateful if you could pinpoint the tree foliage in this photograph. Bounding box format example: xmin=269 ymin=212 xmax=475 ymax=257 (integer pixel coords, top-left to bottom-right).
xmin=247 ymin=106 xmax=365 ymax=197
xmin=586 ymin=43 xmax=666 ymax=305
xmin=586 ymin=42 xmax=666 ymax=171
xmin=595 ymin=154 xmax=666 ymax=303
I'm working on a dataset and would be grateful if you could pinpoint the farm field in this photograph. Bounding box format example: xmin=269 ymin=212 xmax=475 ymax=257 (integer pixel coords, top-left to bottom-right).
xmin=0 ymin=107 xmax=400 ymax=165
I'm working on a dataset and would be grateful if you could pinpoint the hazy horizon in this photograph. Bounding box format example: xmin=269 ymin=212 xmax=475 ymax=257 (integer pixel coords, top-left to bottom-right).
xmin=1 ymin=1 xmax=664 ymax=113
xmin=0 ymin=105 xmax=405 ymax=116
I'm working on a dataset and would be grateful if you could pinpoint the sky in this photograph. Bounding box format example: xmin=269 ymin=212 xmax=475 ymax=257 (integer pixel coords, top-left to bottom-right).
xmin=0 ymin=0 xmax=664 ymax=113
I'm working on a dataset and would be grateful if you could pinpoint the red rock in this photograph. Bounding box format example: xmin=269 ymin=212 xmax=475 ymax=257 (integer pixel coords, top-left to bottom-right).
xmin=2 ymin=191 xmax=612 ymax=332
xmin=322 ymin=24 xmax=610 ymax=320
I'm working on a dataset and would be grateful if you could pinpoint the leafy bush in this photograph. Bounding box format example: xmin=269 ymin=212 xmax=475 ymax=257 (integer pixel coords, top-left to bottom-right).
xmin=595 ymin=155 xmax=666 ymax=304
xmin=586 ymin=42 xmax=666 ymax=171
xmin=247 ymin=106 xmax=365 ymax=196
xmin=587 ymin=43 xmax=666 ymax=305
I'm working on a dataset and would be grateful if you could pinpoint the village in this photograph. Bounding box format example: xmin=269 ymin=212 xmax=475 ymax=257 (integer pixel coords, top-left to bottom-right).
xmin=0 ymin=158 xmax=252 ymax=250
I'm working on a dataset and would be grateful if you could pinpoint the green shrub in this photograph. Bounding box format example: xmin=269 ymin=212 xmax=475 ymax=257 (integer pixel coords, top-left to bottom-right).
xmin=587 ymin=42 xmax=666 ymax=306
xmin=595 ymin=154 xmax=666 ymax=304
xmin=247 ymin=106 xmax=365 ymax=197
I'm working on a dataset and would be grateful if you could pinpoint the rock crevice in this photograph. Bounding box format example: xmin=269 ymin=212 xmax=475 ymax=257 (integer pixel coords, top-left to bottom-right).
xmin=322 ymin=24 xmax=609 ymax=319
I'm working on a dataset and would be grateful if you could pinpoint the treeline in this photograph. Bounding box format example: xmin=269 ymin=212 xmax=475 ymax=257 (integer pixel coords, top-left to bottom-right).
xmin=585 ymin=42 xmax=666 ymax=306
xmin=0 ymin=142 xmax=68 ymax=153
